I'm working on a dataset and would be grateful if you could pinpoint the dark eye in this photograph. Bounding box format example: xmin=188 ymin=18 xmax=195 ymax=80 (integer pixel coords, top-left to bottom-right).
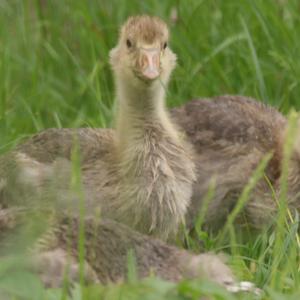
xmin=126 ymin=39 xmax=132 ymax=48
xmin=163 ymin=42 xmax=167 ymax=49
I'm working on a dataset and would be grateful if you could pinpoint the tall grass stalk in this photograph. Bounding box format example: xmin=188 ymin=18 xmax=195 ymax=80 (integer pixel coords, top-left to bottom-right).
xmin=270 ymin=111 xmax=299 ymax=289
xmin=218 ymin=153 xmax=272 ymax=253
xmin=70 ymin=138 xmax=86 ymax=292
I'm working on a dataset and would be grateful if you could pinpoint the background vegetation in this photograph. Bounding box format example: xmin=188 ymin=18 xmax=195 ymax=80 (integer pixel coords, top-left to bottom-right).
xmin=0 ymin=0 xmax=300 ymax=299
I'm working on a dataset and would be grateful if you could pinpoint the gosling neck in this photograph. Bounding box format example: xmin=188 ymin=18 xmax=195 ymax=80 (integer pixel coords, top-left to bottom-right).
xmin=115 ymin=74 xmax=178 ymax=146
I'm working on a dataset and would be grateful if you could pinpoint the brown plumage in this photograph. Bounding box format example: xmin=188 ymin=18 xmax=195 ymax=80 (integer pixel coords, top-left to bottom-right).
xmin=0 ymin=208 xmax=240 ymax=290
xmin=5 ymin=96 xmax=294 ymax=233
xmin=171 ymin=95 xmax=296 ymax=231
xmin=0 ymin=15 xmax=195 ymax=240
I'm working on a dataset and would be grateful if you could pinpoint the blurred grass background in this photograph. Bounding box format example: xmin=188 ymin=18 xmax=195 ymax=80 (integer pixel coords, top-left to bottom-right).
xmin=1 ymin=0 xmax=300 ymax=151
xmin=1 ymin=0 xmax=300 ymax=299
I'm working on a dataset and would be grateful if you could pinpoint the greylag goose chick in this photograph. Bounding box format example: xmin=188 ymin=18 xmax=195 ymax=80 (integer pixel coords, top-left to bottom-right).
xmin=171 ymin=95 xmax=297 ymax=231
xmin=0 ymin=15 xmax=195 ymax=240
xmin=2 ymin=86 xmax=291 ymax=234
xmin=1 ymin=208 xmax=258 ymax=294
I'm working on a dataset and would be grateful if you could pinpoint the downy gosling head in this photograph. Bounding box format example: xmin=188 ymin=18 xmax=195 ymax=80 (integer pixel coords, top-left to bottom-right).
xmin=110 ymin=15 xmax=177 ymax=87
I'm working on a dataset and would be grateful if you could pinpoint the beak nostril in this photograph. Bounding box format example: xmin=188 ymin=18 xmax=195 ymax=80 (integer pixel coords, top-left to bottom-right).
xmin=137 ymin=48 xmax=161 ymax=80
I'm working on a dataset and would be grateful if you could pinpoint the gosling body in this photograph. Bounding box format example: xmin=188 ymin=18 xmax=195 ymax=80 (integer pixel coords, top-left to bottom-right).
xmin=0 ymin=208 xmax=237 ymax=290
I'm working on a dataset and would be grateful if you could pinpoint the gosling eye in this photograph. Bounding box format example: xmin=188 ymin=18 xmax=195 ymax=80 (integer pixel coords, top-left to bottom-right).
xmin=126 ymin=39 xmax=132 ymax=48
xmin=163 ymin=42 xmax=167 ymax=49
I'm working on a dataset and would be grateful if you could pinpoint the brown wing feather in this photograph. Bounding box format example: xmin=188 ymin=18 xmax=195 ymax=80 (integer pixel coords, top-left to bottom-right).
xmin=171 ymin=95 xmax=287 ymax=230
xmin=171 ymin=95 xmax=286 ymax=153
xmin=16 ymin=128 xmax=115 ymax=164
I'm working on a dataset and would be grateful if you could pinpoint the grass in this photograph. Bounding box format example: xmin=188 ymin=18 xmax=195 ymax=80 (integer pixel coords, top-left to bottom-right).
xmin=1 ymin=0 xmax=300 ymax=299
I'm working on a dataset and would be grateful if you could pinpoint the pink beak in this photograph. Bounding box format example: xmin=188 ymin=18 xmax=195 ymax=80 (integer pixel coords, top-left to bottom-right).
xmin=138 ymin=48 xmax=160 ymax=80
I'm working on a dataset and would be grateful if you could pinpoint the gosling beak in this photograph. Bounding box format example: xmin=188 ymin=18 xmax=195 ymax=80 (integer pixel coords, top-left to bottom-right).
xmin=139 ymin=48 xmax=160 ymax=80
